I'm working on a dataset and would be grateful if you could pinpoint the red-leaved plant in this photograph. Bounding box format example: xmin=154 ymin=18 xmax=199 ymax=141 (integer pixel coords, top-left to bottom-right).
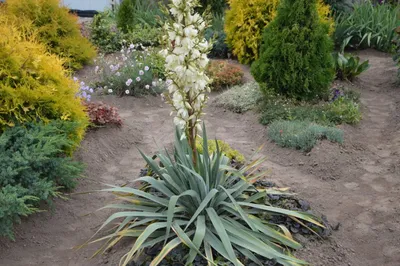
xmin=84 ymin=101 xmax=122 ymax=127
xmin=207 ymin=60 xmax=244 ymax=90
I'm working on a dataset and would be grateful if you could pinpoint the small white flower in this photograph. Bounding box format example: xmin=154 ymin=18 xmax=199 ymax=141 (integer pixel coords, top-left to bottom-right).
xmin=152 ymin=81 xmax=157 ymax=87
xmin=136 ymin=77 xmax=141 ymax=82
xmin=120 ymin=49 xmax=124 ymax=53
xmin=129 ymin=44 xmax=135 ymax=49
xmin=159 ymin=78 xmax=162 ymax=82
xmin=125 ymin=90 xmax=130 ymax=94
xmin=145 ymin=85 xmax=150 ymax=90
xmin=108 ymin=89 xmax=113 ymax=93
xmin=144 ymin=66 xmax=149 ymax=71
xmin=161 ymin=93 xmax=165 ymax=101
xmin=126 ymin=79 xmax=133 ymax=86
xmin=139 ymin=70 xmax=144 ymax=76
xmin=89 ymin=88 xmax=94 ymax=93
xmin=116 ymin=72 xmax=121 ymax=77
xmin=122 ymin=39 xmax=127 ymax=43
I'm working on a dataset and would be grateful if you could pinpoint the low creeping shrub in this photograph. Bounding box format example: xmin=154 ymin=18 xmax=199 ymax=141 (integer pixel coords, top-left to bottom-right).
xmin=207 ymin=60 xmax=244 ymax=90
xmin=213 ymin=82 xmax=263 ymax=113
xmin=86 ymin=126 xmax=325 ymax=265
xmin=268 ymin=120 xmax=344 ymax=151
xmin=0 ymin=121 xmax=84 ymax=240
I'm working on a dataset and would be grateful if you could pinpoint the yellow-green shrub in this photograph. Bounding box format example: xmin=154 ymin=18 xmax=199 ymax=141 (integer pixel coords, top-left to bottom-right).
xmin=4 ymin=0 xmax=96 ymax=70
xmin=196 ymin=139 xmax=245 ymax=164
xmin=225 ymin=0 xmax=333 ymax=64
xmin=0 ymin=15 xmax=88 ymax=148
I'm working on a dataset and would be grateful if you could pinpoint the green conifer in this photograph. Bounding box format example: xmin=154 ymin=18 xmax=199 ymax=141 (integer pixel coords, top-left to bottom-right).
xmin=251 ymin=0 xmax=335 ymax=100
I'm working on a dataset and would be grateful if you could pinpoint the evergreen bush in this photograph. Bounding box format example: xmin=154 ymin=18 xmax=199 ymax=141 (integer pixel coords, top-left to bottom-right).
xmin=251 ymin=0 xmax=335 ymax=101
xmin=117 ymin=0 xmax=136 ymax=32
xmin=0 ymin=14 xmax=88 ymax=148
xmin=4 ymin=0 xmax=96 ymax=70
xmin=0 ymin=121 xmax=84 ymax=240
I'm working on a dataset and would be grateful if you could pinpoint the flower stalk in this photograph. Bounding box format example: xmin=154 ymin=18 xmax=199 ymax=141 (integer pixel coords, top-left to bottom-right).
xmin=160 ymin=0 xmax=212 ymax=163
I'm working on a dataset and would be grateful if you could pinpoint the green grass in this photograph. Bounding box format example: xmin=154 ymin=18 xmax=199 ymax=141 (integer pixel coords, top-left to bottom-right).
xmin=268 ymin=120 xmax=344 ymax=151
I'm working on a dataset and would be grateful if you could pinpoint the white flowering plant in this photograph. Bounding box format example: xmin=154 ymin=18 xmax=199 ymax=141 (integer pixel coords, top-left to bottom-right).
xmin=159 ymin=0 xmax=213 ymax=157
xmin=94 ymin=44 xmax=166 ymax=96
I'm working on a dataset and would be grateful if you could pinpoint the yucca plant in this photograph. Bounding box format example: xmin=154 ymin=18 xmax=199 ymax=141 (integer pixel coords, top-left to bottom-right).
xmin=86 ymin=126 xmax=324 ymax=266
xmin=334 ymin=2 xmax=400 ymax=52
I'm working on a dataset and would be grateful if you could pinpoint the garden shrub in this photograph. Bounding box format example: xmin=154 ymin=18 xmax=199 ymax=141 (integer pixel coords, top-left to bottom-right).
xmin=206 ymin=60 xmax=244 ymax=90
xmin=213 ymin=82 xmax=263 ymax=113
xmin=5 ymin=0 xmax=96 ymax=70
xmin=0 ymin=121 xmax=84 ymax=240
xmin=198 ymin=0 xmax=227 ymax=15
xmin=196 ymin=138 xmax=245 ymax=164
xmin=90 ymin=10 xmax=123 ymax=53
xmin=84 ymin=102 xmax=123 ymax=127
xmin=251 ymin=0 xmax=335 ymax=101
xmin=205 ymin=13 xmax=230 ymax=58
xmin=259 ymin=89 xmax=361 ymax=125
xmin=225 ymin=0 xmax=333 ymax=64
xmin=0 ymin=15 xmax=88 ymax=147
xmin=268 ymin=120 xmax=344 ymax=151
xmin=334 ymin=2 xmax=400 ymax=52
xmin=117 ymin=0 xmax=136 ymax=32
xmin=324 ymin=0 xmax=353 ymax=14
xmin=124 ymin=24 xmax=162 ymax=47
xmin=94 ymin=46 xmax=165 ymax=96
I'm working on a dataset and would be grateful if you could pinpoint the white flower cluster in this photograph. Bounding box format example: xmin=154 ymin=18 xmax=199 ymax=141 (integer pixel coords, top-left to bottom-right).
xmin=160 ymin=0 xmax=212 ymax=131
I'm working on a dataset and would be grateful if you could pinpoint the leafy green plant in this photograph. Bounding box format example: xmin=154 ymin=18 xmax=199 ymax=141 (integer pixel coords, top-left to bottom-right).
xmin=333 ymin=52 xmax=370 ymax=81
xmin=195 ymin=138 xmax=245 ymax=164
xmin=90 ymin=10 xmax=123 ymax=53
xmin=251 ymin=0 xmax=335 ymax=101
xmin=334 ymin=2 xmax=400 ymax=52
xmin=268 ymin=120 xmax=344 ymax=151
xmin=205 ymin=13 xmax=230 ymax=58
xmin=87 ymin=127 xmax=324 ymax=265
xmin=117 ymin=0 xmax=137 ymax=32
xmin=213 ymin=82 xmax=263 ymax=113
xmin=5 ymin=0 xmax=96 ymax=70
xmin=0 ymin=121 xmax=84 ymax=239
xmin=259 ymin=92 xmax=361 ymax=125
xmin=124 ymin=24 xmax=162 ymax=47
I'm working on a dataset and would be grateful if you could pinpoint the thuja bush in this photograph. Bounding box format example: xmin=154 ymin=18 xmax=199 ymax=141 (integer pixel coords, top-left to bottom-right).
xmin=268 ymin=120 xmax=344 ymax=151
xmin=0 ymin=15 xmax=88 ymax=148
xmin=225 ymin=0 xmax=333 ymax=64
xmin=0 ymin=121 xmax=84 ymax=240
xmin=5 ymin=0 xmax=96 ymax=70
xmin=251 ymin=0 xmax=335 ymax=101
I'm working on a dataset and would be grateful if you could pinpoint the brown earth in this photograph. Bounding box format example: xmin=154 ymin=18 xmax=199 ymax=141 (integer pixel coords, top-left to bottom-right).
xmin=0 ymin=49 xmax=399 ymax=266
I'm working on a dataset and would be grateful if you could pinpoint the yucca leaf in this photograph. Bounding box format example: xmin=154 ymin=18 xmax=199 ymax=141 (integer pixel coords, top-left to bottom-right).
xmin=206 ymin=208 xmax=238 ymax=265
xmin=185 ymin=189 xmax=218 ymax=230
xmin=187 ymin=215 xmax=206 ymax=264
xmin=150 ymin=236 xmax=182 ymax=266
xmin=204 ymin=242 xmax=214 ymax=266
xmin=234 ymin=245 xmax=263 ymax=266
xmin=238 ymin=202 xmax=324 ymax=228
xmin=102 ymin=187 xmax=169 ymax=206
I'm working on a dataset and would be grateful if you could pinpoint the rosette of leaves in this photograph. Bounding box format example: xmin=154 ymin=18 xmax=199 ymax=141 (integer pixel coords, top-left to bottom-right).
xmin=87 ymin=126 xmax=324 ymax=266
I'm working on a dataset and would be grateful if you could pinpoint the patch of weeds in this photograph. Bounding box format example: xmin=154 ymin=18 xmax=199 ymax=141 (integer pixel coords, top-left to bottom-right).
xmin=268 ymin=120 xmax=344 ymax=151
xmin=213 ymin=82 xmax=263 ymax=113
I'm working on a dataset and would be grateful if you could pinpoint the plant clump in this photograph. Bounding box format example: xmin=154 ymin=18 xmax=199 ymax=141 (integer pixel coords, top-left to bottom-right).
xmin=84 ymin=102 xmax=123 ymax=127
xmin=268 ymin=120 xmax=344 ymax=151
xmin=251 ymin=0 xmax=335 ymax=101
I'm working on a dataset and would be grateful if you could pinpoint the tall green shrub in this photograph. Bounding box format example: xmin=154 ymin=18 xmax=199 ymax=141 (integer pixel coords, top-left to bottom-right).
xmin=117 ymin=0 xmax=136 ymax=32
xmin=251 ymin=0 xmax=334 ymax=101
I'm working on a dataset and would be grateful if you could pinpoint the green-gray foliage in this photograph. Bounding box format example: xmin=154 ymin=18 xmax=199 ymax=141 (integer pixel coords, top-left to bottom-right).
xmin=90 ymin=10 xmax=123 ymax=53
xmin=268 ymin=120 xmax=344 ymax=151
xmin=334 ymin=2 xmax=400 ymax=52
xmin=0 ymin=121 xmax=84 ymax=240
xmin=89 ymin=126 xmax=324 ymax=266
xmin=213 ymin=82 xmax=263 ymax=113
xmin=251 ymin=0 xmax=334 ymax=101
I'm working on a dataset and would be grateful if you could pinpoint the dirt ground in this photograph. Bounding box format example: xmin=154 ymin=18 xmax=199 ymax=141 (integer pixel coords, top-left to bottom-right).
xmin=0 ymin=49 xmax=399 ymax=266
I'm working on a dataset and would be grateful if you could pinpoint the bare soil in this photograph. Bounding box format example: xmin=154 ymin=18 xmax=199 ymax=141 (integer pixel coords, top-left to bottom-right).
xmin=1 ymin=49 xmax=399 ymax=266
